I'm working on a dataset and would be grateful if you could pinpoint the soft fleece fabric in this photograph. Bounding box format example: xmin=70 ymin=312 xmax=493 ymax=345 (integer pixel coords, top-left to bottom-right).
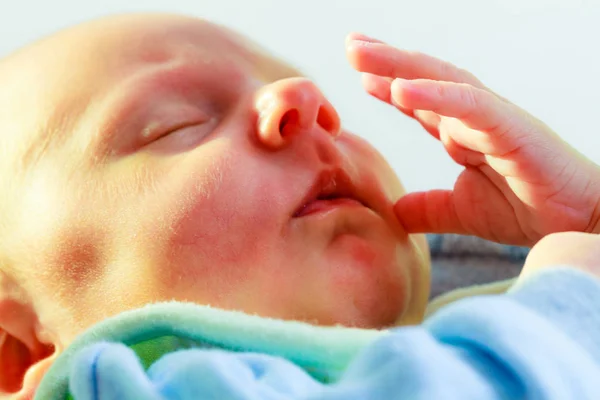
xmin=35 ymin=267 xmax=600 ymax=400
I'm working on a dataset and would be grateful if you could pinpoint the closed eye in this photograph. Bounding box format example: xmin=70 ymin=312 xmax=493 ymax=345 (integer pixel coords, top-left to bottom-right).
xmin=143 ymin=117 xmax=218 ymax=152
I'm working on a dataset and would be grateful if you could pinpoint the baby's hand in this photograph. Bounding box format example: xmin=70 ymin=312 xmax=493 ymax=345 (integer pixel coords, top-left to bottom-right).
xmin=346 ymin=33 xmax=600 ymax=246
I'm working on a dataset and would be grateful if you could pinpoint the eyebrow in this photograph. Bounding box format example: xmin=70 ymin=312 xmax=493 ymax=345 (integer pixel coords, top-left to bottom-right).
xmin=20 ymin=109 xmax=78 ymax=172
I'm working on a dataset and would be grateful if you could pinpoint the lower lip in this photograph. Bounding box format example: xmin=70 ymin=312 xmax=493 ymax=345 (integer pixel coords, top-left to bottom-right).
xmin=294 ymin=198 xmax=365 ymax=217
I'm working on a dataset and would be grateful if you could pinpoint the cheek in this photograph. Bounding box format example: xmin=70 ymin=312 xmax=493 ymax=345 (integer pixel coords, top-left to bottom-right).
xmin=339 ymin=133 xmax=406 ymax=199
xmin=324 ymin=234 xmax=407 ymax=325
xmin=161 ymin=154 xmax=287 ymax=274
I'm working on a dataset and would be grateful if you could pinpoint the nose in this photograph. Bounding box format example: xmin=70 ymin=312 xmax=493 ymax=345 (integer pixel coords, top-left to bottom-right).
xmin=255 ymin=77 xmax=341 ymax=149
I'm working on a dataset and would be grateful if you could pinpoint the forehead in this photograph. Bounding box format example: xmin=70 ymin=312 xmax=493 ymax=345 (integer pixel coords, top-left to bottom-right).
xmin=43 ymin=14 xmax=298 ymax=88
xmin=0 ymin=15 xmax=303 ymax=121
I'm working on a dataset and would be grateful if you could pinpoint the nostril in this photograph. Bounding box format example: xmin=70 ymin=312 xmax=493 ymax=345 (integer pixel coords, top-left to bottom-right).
xmin=316 ymin=106 xmax=337 ymax=135
xmin=279 ymin=109 xmax=300 ymax=136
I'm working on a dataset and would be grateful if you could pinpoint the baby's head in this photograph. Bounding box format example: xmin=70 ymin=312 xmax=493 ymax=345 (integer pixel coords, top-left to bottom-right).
xmin=0 ymin=13 xmax=430 ymax=396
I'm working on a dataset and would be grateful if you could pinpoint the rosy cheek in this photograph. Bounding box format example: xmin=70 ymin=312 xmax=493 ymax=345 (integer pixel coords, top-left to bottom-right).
xmin=340 ymin=132 xmax=406 ymax=199
xmin=164 ymin=158 xmax=282 ymax=269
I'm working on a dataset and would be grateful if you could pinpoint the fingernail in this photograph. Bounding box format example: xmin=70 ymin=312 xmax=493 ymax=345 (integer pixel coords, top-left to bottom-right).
xmin=391 ymin=79 xmax=415 ymax=105
xmin=346 ymin=32 xmax=381 ymax=47
xmin=351 ymin=33 xmax=377 ymax=43
xmin=392 ymin=78 xmax=411 ymax=90
xmin=352 ymin=40 xmax=373 ymax=49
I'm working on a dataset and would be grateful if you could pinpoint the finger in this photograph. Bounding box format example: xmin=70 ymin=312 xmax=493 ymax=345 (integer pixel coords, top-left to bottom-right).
xmin=414 ymin=110 xmax=442 ymax=140
xmin=392 ymin=78 xmax=524 ymax=155
xmin=394 ymin=190 xmax=468 ymax=234
xmin=346 ymin=38 xmax=486 ymax=89
xmin=439 ymin=129 xmax=486 ymax=167
xmin=361 ymin=73 xmax=414 ymax=117
xmin=361 ymin=73 xmax=442 ymax=139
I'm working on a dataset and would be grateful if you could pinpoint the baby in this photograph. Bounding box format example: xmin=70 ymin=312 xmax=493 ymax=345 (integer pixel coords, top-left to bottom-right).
xmin=3 ymin=13 xmax=600 ymax=399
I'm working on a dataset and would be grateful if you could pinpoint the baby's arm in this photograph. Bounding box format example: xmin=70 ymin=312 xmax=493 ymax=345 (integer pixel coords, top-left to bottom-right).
xmin=519 ymin=230 xmax=600 ymax=282
xmin=346 ymin=33 xmax=600 ymax=247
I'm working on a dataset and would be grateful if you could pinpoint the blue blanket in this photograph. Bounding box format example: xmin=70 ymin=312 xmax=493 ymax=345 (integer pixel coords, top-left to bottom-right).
xmin=35 ymin=267 xmax=600 ymax=400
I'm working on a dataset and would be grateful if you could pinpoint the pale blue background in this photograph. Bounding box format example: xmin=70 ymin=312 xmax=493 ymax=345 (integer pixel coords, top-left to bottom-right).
xmin=1 ymin=0 xmax=598 ymax=192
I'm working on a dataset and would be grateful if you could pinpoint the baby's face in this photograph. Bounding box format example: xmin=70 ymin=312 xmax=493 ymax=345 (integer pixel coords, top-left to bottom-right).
xmin=4 ymin=14 xmax=429 ymax=344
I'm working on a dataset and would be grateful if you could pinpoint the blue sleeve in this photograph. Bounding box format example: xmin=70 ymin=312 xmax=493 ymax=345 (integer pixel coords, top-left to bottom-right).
xmin=69 ymin=267 xmax=600 ymax=400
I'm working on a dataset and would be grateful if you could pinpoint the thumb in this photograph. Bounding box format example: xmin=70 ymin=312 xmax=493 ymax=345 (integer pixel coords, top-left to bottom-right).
xmin=394 ymin=190 xmax=467 ymax=234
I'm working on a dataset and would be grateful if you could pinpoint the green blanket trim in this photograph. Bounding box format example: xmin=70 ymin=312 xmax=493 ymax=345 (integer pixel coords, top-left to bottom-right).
xmin=36 ymin=302 xmax=387 ymax=400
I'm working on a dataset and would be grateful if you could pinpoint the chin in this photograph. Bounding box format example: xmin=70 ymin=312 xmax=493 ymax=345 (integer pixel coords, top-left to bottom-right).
xmin=334 ymin=292 xmax=405 ymax=329
xmin=324 ymin=235 xmax=409 ymax=329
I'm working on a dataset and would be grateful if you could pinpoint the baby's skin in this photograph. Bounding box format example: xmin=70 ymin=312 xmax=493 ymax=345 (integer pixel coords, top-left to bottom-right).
xmin=0 ymin=14 xmax=431 ymax=398
xmin=1 ymin=13 xmax=600 ymax=399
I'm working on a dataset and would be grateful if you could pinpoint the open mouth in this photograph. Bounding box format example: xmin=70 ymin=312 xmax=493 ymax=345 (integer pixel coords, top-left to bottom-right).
xmin=293 ymin=169 xmax=369 ymax=218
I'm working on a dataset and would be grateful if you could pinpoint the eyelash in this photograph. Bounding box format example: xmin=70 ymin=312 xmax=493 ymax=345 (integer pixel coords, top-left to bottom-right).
xmin=151 ymin=121 xmax=198 ymax=140
xmin=152 ymin=117 xmax=217 ymax=147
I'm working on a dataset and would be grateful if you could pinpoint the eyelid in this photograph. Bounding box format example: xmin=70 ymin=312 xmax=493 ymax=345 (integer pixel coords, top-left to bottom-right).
xmin=142 ymin=111 xmax=212 ymax=142
xmin=142 ymin=115 xmax=220 ymax=152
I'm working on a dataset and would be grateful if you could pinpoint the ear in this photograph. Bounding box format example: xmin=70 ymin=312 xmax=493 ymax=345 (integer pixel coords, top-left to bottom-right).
xmin=0 ymin=277 xmax=56 ymax=399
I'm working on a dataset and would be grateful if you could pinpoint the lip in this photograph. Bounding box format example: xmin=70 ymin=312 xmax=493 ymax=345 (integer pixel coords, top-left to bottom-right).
xmin=293 ymin=169 xmax=371 ymax=218
xmin=294 ymin=197 xmax=365 ymax=217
